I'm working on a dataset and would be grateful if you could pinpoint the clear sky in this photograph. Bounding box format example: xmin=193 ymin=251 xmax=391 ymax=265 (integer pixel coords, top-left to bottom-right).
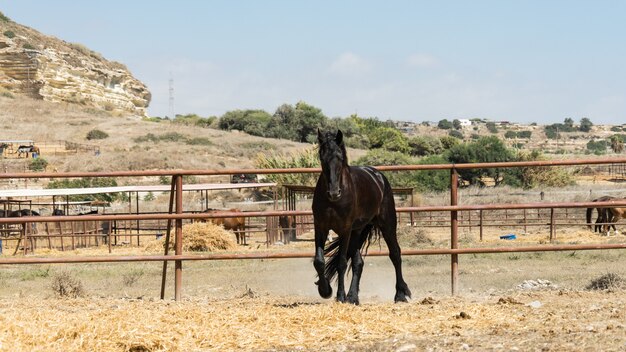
xmin=2 ymin=1 xmax=625 ymax=124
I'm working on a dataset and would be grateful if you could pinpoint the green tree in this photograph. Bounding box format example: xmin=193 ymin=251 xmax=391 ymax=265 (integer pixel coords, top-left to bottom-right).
xmin=294 ymin=101 xmax=328 ymax=143
xmin=218 ymin=109 xmax=272 ymax=136
xmin=437 ymin=119 xmax=453 ymax=130
xmin=446 ymin=136 xmax=515 ymax=186
xmin=579 ymin=117 xmax=593 ymax=132
xmin=452 ymin=119 xmax=462 ymax=130
xmin=267 ymin=104 xmax=298 ymax=140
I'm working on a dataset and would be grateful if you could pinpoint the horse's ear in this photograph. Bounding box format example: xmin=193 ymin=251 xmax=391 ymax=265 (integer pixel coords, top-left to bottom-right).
xmin=317 ymin=128 xmax=323 ymax=143
xmin=335 ymin=129 xmax=343 ymax=145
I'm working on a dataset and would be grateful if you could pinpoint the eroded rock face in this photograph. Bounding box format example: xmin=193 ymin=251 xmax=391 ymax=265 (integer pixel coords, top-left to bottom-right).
xmin=0 ymin=16 xmax=151 ymax=116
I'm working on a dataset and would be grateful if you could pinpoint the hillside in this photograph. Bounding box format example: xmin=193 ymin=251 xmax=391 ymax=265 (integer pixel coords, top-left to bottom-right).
xmin=0 ymin=12 xmax=150 ymax=116
xmin=0 ymin=95 xmax=362 ymax=176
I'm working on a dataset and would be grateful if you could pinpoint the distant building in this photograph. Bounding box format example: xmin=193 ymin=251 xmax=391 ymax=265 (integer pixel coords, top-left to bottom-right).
xmin=458 ymin=119 xmax=472 ymax=127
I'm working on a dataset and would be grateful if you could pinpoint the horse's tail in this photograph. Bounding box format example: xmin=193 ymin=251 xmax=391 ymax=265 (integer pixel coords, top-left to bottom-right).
xmin=586 ymin=207 xmax=593 ymax=230
xmin=323 ymin=225 xmax=379 ymax=282
xmin=323 ymin=235 xmax=341 ymax=282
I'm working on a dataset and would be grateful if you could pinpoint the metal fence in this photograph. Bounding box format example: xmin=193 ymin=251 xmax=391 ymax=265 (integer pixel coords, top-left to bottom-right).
xmin=1 ymin=157 xmax=626 ymax=300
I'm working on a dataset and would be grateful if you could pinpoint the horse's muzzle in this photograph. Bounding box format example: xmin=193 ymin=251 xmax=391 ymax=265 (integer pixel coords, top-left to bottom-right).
xmin=327 ymin=190 xmax=341 ymax=201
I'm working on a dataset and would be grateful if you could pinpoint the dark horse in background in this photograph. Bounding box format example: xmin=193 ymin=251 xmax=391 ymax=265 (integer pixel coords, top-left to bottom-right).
xmin=312 ymin=129 xmax=411 ymax=305
xmin=201 ymin=208 xmax=247 ymax=244
xmin=586 ymin=196 xmax=618 ymax=235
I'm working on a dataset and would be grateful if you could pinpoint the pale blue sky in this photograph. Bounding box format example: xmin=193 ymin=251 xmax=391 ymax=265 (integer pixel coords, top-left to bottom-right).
xmin=2 ymin=1 xmax=626 ymax=124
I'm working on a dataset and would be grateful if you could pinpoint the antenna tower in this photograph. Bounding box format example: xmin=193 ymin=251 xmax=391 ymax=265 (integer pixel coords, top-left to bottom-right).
xmin=168 ymin=73 xmax=175 ymax=118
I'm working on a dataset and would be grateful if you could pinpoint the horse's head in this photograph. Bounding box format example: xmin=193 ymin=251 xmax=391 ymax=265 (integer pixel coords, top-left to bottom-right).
xmin=317 ymin=129 xmax=347 ymax=202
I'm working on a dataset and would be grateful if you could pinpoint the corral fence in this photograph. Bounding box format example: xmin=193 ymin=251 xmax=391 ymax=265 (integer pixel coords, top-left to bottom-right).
xmin=1 ymin=157 xmax=626 ymax=300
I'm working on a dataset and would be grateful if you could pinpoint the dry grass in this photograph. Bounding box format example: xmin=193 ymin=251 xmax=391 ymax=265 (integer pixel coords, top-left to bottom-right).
xmin=0 ymin=95 xmax=366 ymax=174
xmin=0 ymin=290 xmax=625 ymax=351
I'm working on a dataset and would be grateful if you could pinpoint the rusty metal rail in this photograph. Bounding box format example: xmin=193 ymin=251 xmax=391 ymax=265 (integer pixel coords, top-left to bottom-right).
xmin=2 ymin=243 xmax=626 ymax=265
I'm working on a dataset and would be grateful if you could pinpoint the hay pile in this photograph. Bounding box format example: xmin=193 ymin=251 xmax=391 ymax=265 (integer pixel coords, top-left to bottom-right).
xmin=144 ymin=222 xmax=237 ymax=252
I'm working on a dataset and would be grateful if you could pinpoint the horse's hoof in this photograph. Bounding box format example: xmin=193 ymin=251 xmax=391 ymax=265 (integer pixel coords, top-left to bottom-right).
xmin=394 ymin=295 xmax=409 ymax=303
xmin=316 ymin=281 xmax=332 ymax=299
xmin=346 ymin=295 xmax=360 ymax=305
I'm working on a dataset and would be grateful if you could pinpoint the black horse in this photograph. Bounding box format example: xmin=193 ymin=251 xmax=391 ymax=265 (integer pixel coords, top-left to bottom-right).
xmin=312 ymin=129 xmax=411 ymax=304
xmin=8 ymin=209 xmax=40 ymax=217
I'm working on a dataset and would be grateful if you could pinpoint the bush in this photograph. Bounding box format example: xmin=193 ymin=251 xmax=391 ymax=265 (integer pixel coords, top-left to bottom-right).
xmin=47 ymin=177 xmax=119 ymax=202
xmin=486 ymin=122 xmax=498 ymax=133
xmin=186 ymin=137 xmax=213 ymax=146
xmin=0 ymin=11 xmax=10 ymax=22
xmin=50 ymin=271 xmax=85 ymax=298
xmin=86 ymin=129 xmax=109 ymax=140
xmin=29 ymin=157 xmax=48 ymax=171
xmin=448 ymin=130 xmax=464 ymax=139
xmin=586 ymin=139 xmax=608 ymax=154
xmin=255 ymin=148 xmax=320 ymax=187
xmin=586 ymin=273 xmax=624 ymax=290
xmin=3 ymin=30 xmax=15 ymax=38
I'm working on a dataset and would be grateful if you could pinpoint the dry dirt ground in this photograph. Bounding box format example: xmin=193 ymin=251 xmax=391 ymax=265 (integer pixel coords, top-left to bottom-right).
xmin=1 ymin=226 xmax=626 ymax=351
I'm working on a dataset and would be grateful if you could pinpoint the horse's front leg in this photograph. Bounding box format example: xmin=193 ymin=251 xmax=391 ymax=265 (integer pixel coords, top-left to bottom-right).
xmin=313 ymin=227 xmax=332 ymax=299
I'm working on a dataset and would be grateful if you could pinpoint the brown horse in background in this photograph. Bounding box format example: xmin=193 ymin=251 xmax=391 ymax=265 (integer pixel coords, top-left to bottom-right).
xmin=605 ymin=199 xmax=626 ymax=236
xmin=202 ymin=208 xmax=247 ymax=244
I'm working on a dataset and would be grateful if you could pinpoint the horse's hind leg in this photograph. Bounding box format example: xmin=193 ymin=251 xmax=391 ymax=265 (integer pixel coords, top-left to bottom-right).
xmin=379 ymin=219 xmax=411 ymax=302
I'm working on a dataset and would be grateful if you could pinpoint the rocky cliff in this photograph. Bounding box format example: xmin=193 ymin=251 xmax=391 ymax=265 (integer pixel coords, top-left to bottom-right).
xmin=0 ymin=13 xmax=151 ymax=116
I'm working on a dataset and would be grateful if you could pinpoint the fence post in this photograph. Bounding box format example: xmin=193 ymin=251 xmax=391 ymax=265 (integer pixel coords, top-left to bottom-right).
xmin=549 ymin=208 xmax=555 ymax=242
xmin=479 ymin=210 xmax=483 ymax=241
xmin=160 ymin=176 xmax=177 ymax=300
xmin=174 ymin=175 xmax=184 ymax=301
xmin=450 ymin=168 xmax=459 ymax=296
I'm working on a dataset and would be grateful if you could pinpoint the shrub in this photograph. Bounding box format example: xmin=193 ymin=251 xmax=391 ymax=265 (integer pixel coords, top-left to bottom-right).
xmin=122 ymin=268 xmax=145 ymax=287
xmin=0 ymin=11 xmax=10 ymax=22
xmin=486 ymin=122 xmax=498 ymax=133
xmin=29 ymin=157 xmax=48 ymax=171
xmin=86 ymin=129 xmax=109 ymax=140
xmin=255 ymin=148 xmax=319 ymax=187
xmin=448 ymin=130 xmax=464 ymax=139
xmin=586 ymin=139 xmax=608 ymax=154
xmin=3 ymin=30 xmax=15 ymax=38
xmin=186 ymin=137 xmax=213 ymax=146
xmin=51 ymin=271 xmax=85 ymax=298
xmin=22 ymin=43 xmax=35 ymax=50
xmin=586 ymin=273 xmax=624 ymax=290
